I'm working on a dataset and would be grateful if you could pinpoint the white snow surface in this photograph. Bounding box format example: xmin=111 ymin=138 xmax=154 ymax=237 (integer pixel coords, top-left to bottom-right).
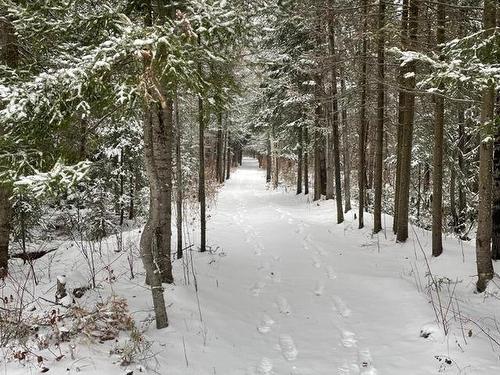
xmin=3 ymin=158 xmax=500 ymax=375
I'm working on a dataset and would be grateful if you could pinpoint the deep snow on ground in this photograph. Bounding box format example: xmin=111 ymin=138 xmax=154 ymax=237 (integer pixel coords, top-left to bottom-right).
xmin=3 ymin=157 xmax=500 ymax=375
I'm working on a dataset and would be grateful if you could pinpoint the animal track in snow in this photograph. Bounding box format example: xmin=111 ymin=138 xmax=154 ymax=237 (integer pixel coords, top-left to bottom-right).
xmin=312 ymin=255 xmax=322 ymax=268
xmin=332 ymin=296 xmax=351 ymax=318
xmin=314 ymin=281 xmax=325 ymax=296
xmin=256 ymin=357 xmax=273 ymax=374
xmin=257 ymin=314 xmax=275 ymax=334
xmin=276 ymin=296 xmax=292 ymax=315
xmin=257 ymin=261 xmax=271 ymax=271
xmin=341 ymin=330 xmax=357 ymax=348
xmin=326 ymin=265 xmax=337 ymax=280
xmin=250 ymin=281 xmax=266 ymax=296
xmin=279 ymin=334 xmax=298 ymax=361
xmin=267 ymin=270 xmax=281 ymax=283
xmin=358 ymin=349 xmax=377 ymax=374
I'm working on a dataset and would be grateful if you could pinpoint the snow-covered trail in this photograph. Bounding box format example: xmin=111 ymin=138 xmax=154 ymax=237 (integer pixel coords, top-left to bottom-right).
xmin=162 ymin=157 xmax=449 ymax=374
xmin=5 ymin=157 xmax=500 ymax=375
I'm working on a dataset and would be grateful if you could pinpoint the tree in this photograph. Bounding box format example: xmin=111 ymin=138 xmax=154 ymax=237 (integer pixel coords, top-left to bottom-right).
xmin=476 ymin=0 xmax=496 ymax=292
xmin=431 ymin=0 xmax=446 ymax=256
xmin=396 ymin=0 xmax=419 ymax=242
xmin=0 ymin=12 xmax=17 ymax=278
xmin=373 ymin=0 xmax=385 ymax=234
xmin=358 ymin=0 xmax=368 ymax=229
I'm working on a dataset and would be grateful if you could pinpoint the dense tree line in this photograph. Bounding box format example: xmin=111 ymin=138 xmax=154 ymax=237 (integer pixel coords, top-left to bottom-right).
xmin=0 ymin=0 xmax=499 ymax=329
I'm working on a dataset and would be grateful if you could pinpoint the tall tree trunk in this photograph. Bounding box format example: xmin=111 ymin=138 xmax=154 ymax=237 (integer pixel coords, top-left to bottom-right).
xmin=476 ymin=0 xmax=496 ymax=292
xmin=431 ymin=0 xmax=446 ymax=256
xmin=266 ymin=131 xmax=272 ymax=183
xmin=393 ymin=0 xmax=409 ymax=234
xmin=340 ymin=68 xmax=351 ymax=212
xmin=226 ymin=133 xmax=231 ymax=180
xmin=396 ymin=0 xmax=418 ymax=242
xmin=358 ymin=0 xmax=368 ymax=229
xmin=198 ymin=93 xmax=207 ymax=252
xmin=216 ymin=112 xmax=223 ymax=183
xmin=373 ymin=0 xmax=385 ymax=233
xmin=304 ymin=127 xmax=310 ymax=195
xmin=222 ymin=127 xmax=227 ymax=183
xmin=492 ymin=89 xmax=500 ymax=260
xmin=174 ymin=94 xmax=183 ymax=259
xmin=326 ymin=130 xmax=334 ymax=200
xmin=458 ymin=109 xmax=466 ymax=231
xmin=140 ymin=102 xmax=169 ymax=329
xmin=297 ymin=126 xmax=303 ymax=194
xmin=0 ymin=14 xmax=17 ymax=278
xmin=327 ymin=4 xmax=344 ymax=223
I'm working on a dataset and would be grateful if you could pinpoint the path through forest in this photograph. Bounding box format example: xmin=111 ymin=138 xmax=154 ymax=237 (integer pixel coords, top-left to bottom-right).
xmin=163 ymin=157 xmax=458 ymax=374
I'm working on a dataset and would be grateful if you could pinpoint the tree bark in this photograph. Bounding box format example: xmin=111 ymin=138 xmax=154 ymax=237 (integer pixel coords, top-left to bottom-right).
xmin=340 ymin=68 xmax=351 ymax=212
xmin=358 ymin=0 xmax=368 ymax=229
xmin=198 ymin=93 xmax=207 ymax=252
xmin=396 ymin=0 xmax=418 ymax=242
xmin=492 ymin=89 xmax=500 ymax=260
xmin=297 ymin=126 xmax=303 ymax=194
xmin=393 ymin=0 xmax=409 ymax=234
xmin=174 ymin=94 xmax=183 ymax=259
xmin=476 ymin=0 xmax=496 ymax=292
xmin=304 ymin=127 xmax=310 ymax=195
xmin=266 ymin=131 xmax=272 ymax=183
xmin=373 ymin=0 xmax=385 ymax=233
xmin=431 ymin=0 xmax=446 ymax=256
xmin=327 ymin=5 xmax=344 ymax=223
xmin=0 ymin=13 xmax=18 ymax=278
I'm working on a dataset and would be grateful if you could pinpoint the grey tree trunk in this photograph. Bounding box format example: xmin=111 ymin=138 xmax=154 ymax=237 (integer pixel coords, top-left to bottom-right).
xmin=0 ymin=13 xmax=18 ymax=278
xmin=476 ymin=0 xmax=496 ymax=292
xmin=216 ymin=112 xmax=223 ymax=183
xmin=226 ymin=134 xmax=231 ymax=180
xmin=393 ymin=0 xmax=409 ymax=234
xmin=297 ymin=126 xmax=303 ymax=194
xmin=266 ymin=131 xmax=272 ymax=183
xmin=174 ymin=94 xmax=183 ymax=260
xmin=304 ymin=127 xmax=310 ymax=195
xmin=396 ymin=0 xmax=418 ymax=243
xmin=327 ymin=5 xmax=344 ymax=223
xmin=140 ymin=102 xmax=169 ymax=329
xmin=198 ymin=93 xmax=207 ymax=253
xmin=431 ymin=0 xmax=446 ymax=256
xmin=373 ymin=0 xmax=385 ymax=233
xmin=358 ymin=0 xmax=368 ymax=229
xmin=492 ymin=89 xmax=500 ymax=260
xmin=340 ymin=68 xmax=351 ymax=212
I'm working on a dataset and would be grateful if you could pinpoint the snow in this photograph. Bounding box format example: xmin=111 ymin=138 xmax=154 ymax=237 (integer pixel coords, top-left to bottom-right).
xmin=3 ymin=158 xmax=500 ymax=374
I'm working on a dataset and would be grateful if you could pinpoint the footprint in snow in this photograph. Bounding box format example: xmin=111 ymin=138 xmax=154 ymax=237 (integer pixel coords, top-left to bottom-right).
xmin=257 ymin=314 xmax=275 ymax=334
xmin=314 ymin=281 xmax=325 ymax=296
xmin=332 ymin=296 xmax=351 ymax=318
xmin=326 ymin=265 xmax=337 ymax=280
xmin=358 ymin=349 xmax=377 ymax=375
xmin=267 ymin=270 xmax=281 ymax=283
xmin=250 ymin=281 xmax=266 ymax=296
xmin=341 ymin=330 xmax=357 ymax=348
xmin=279 ymin=334 xmax=298 ymax=361
xmin=254 ymin=244 xmax=264 ymax=256
xmin=257 ymin=261 xmax=271 ymax=271
xmin=256 ymin=357 xmax=273 ymax=374
xmin=312 ymin=255 xmax=322 ymax=268
xmin=276 ymin=296 xmax=292 ymax=315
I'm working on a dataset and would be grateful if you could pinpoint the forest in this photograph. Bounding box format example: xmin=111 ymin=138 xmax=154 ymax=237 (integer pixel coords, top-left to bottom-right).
xmin=1 ymin=0 xmax=500 ymax=374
